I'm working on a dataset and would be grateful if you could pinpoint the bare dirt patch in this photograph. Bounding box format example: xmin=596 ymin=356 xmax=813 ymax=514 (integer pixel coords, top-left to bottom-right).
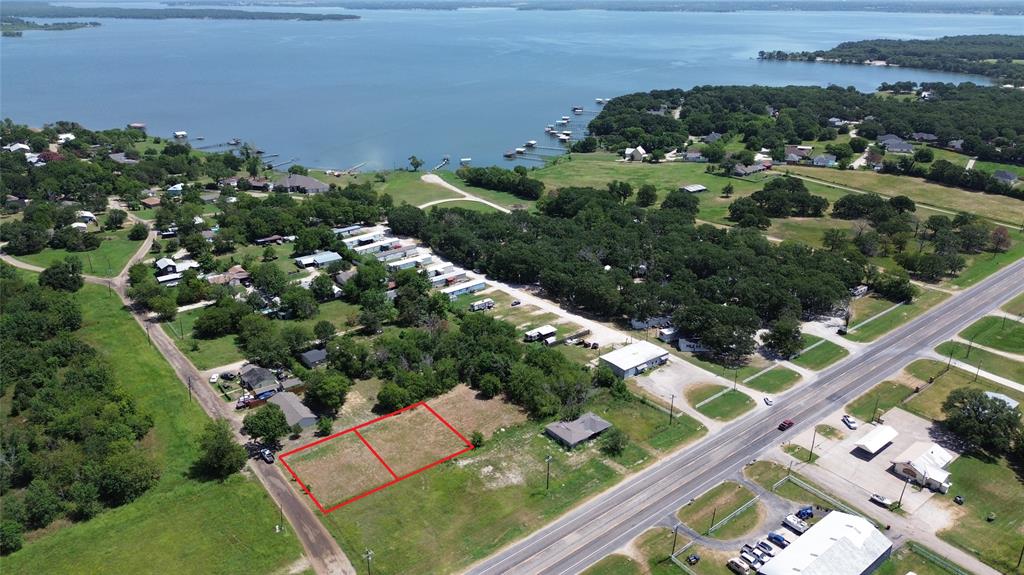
xmin=284 ymin=431 xmax=394 ymax=508
xmin=359 ymin=405 xmax=470 ymax=477
xmin=427 ymin=384 xmax=528 ymax=439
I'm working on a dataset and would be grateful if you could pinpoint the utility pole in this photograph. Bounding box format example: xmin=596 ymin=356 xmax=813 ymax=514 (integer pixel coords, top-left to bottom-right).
xmin=897 ymin=477 xmax=910 ymax=508
xmin=808 ymin=427 xmax=818 ymax=462
xmin=946 ymin=345 xmax=955 ymax=371
xmin=363 ymin=548 xmax=374 ymax=575
xmin=967 ymin=335 xmax=975 ymax=358
xmin=669 ymin=394 xmax=675 ymax=425
xmin=545 ymin=455 xmax=553 ymax=490
xmin=708 ymin=506 xmax=718 ymax=535
xmin=1016 ymin=539 xmax=1023 ymax=569
xmin=733 ymin=369 xmax=738 ymax=390
xmin=872 ymin=395 xmax=881 ymax=423
xmin=671 ymin=524 xmax=680 ymax=556
xmin=187 ymin=376 xmax=193 ymax=402
xmin=974 ymin=359 xmax=983 ymax=382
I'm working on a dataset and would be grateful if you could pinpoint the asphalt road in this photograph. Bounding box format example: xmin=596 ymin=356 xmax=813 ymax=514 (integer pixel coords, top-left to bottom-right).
xmin=467 ymin=256 xmax=1024 ymax=575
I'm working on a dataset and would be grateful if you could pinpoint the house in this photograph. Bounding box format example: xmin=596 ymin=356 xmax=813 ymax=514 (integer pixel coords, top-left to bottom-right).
xmin=679 ymin=184 xmax=707 ymax=193
xmin=200 ymin=192 xmax=220 ymax=204
xmin=946 ymin=139 xmax=964 ymax=152
xmin=812 ymin=154 xmax=837 ymax=167
xmin=545 ymin=412 xmax=612 ymax=448
xmin=985 ymin=391 xmax=1020 ymax=409
xmin=240 ymin=365 xmax=278 ymax=393
xmin=884 ymin=140 xmax=914 ymax=154
xmin=3 ymin=143 xmax=31 ymax=153
xmin=281 ymin=377 xmax=305 ymax=393
xmin=294 ymin=251 xmax=343 ymax=269
xmin=140 ymin=197 xmax=161 ymax=208
xmin=155 ymin=272 xmax=183 ymax=286
xmin=683 ymin=151 xmax=706 ymax=162
xmin=676 ymin=337 xmax=709 ymax=353
xmin=71 ymin=222 xmax=89 ymax=231
xmin=704 ymin=132 xmax=723 ymax=143
xmin=273 ymin=174 xmax=329 ymax=194
xmin=166 ymin=183 xmax=184 ymax=197
xmin=890 ymin=441 xmax=956 ymax=493
xmin=108 ymin=152 xmax=138 ymax=165
xmin=334 ymin=268 xmax=358 ymax=285
xmin=440 ymin=279 xmax=487 ymax=300
xmin=629 ymin=316 xmax=671 ymax=330
xmin=623 ymin=146 xmax=647 ymax=162
xmin=298 ymin=348 xmax=328 ymax=369
xmin=656 ymin=327 xmax=678 ymax=342
xmin=205 ymin=264 xmax=250 ymax=286
xmin=76 ymin=210 xmax=97 ymax=223
xmin=268 ymin=392 xmax=317 ymax=429
xmin=827 ymin=117 xmax=844 ymax=127
xmin=57 ymin=133 xmax=76 ymax=144
xmin=910 ymin=132 xmax=937 ymax=142
xmin=877 ymin=134 xmax=903 ymax=145
xmin=733 ymin=162 xmax=771 ymax=177
xmin=784 ymin=145 xmax=813 ymax=159
xmin=758 ymin=511 xmax=891 ymax=575
xmin=993 ymin=170 xmax=1019 ymax=185
xmin=854 ymin=425 xmax=898 ymax=456
xmin=599 ymin=341 xmax=670 ymax=378
xmin=154 ymin=258 xmax=200 ymax=275
xmin=784 ymin=153 xmax=803 ymax=164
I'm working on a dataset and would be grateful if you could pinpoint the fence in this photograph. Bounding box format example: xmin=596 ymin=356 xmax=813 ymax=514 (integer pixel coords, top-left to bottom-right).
xmin=907 ymin=542 xmax=971 ymax=575
xmin=771 ymin=473 xmax=862 ymax=518
xmin=707 ymin=495 xmax=761 ymax=535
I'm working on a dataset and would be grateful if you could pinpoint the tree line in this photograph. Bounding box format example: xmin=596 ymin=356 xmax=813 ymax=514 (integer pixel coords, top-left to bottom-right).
xmin=454 ymin=165 xmax=545 ymax=201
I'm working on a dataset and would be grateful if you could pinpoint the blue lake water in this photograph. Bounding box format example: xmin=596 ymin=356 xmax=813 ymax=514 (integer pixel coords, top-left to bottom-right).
xmin=2 ymin=9 xmax=1023 ymax=169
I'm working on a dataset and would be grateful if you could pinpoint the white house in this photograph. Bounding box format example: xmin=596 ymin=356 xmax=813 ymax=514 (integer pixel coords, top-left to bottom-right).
xmin=890 ymin=441 xmax=956 ymax=493
xmin=57 ymin=133 xmax=76 ymax=144
xmin=623 ymin=146 xmax=647 ymax=162
xmin=3 ymin=143 xmax=31 ymax=153
xmin=76 ymin=210 xmax=97 ymax=223
xmin=599 ymin=341 xmax=669 ymax=378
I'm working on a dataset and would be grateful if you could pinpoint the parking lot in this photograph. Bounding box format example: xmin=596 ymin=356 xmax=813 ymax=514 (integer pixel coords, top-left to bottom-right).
xmin=787 ymin=407 xmax=958 ymax=514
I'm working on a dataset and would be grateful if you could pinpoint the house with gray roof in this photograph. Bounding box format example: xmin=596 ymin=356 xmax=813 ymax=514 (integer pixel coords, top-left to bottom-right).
xmin=299 ymin=348 xmax=328 ymax=369
xmin=268 ymin=392 xmax=317 ymax=428
xmin=813 ymin=154 xmax=837 ymax=167
xmin=545 ymin=412 xmax=612 ymax=448
xmin=240 ymin=365 xmax=277 ymax=392
xmin=884 ymin=140 xmax=914 ymax=154
xmin=993 ymin=170 xmax=1019 ymax=185
xmin=273 ymin=174 xmax=329 ymax=194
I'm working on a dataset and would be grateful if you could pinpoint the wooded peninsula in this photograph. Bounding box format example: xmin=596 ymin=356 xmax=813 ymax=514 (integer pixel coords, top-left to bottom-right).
xmin=2 ymin=2 xmax=359 ymax=22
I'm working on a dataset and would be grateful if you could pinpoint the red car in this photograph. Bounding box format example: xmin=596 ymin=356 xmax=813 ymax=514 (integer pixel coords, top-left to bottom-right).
xmin=778 ymin=419 xmax=795 ymax=431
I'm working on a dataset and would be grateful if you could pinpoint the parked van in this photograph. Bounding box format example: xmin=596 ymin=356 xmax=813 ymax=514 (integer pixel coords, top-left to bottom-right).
xmin=739 ymin=551 xmax=761 ymax=568
xmin=727 ymin=558 xmax=749 ymax=575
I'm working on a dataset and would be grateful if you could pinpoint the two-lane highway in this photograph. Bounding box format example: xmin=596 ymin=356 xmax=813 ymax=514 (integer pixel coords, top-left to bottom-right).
xmin=467 ymin=257 xmax=1024 ymax=575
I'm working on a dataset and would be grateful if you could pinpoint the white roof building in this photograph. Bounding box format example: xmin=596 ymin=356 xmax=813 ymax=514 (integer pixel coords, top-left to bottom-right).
xmin=680 ymin=184 xmax=707 ymax=193
xmin=854 ymin=425 xmax=898 ymax=455
xmin=624 ymin=146 xmax=647 ymax=161
xmin=891 ymin=441 xmax=956 ymax=492
xmin=3 ymin=143 xmax=31 ymax=153
xmin=985 ymin=391 xmax=1020 ymax=409
xmin=759 ymin=511 xmax=891 ymax=575
xmin=57 ymin=133 xmax=76 ymax=144
xmin=599 ymin=341 xmax=669 ymax=378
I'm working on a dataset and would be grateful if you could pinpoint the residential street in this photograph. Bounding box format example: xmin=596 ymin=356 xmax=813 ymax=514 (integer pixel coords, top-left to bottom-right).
xmin=466 ymin=256 xmax=1024 ymax=575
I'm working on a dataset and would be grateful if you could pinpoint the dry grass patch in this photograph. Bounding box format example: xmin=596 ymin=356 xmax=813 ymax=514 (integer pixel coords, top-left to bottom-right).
xmin=359 ymin=405 xmax=470 ymax=477
xmin=284 ymin=432 xmax=394 ymax=508
xmin=427 ymin=384 xmax=528 ymax=440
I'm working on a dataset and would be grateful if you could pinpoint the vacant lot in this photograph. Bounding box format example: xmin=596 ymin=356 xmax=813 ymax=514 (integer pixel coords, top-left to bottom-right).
xmin=947 ymin=229 xmax=1024 ymax=289
xmin=582 ymin=528 xmax=681 ymax=575
xmin=845 ymin=380 xmax=915 ymax=422
xmin=784 ymin=166 xmax=1023 ymax=224
xmin=284 ymin=431 xmax=397 ymax=508
xmin=792 ymin=335 xmax=849 ymax=370
xmin=744 ymin=366 xmax=801 ymax=394
xmin=359 ymin=405 xmax=470 ymax=477
xmin=677 ymin=481 xmax=759 ymax=539
xmin=959 ymin=316 xmax=1024 ymax=354
xmin=429 ymin=199 xmax=500 ymax=213
xmin=846 ymin=288 xmax=949 ymax=342
xmin=686 ymin=384 xmax=755 ymax=421
xmin=439 ymin=171 xmax=536 ymax=210
xmin=16 ymin=226 xmax=142 ymax=277
xmin=902 ymin=360 xmax=1024 ymax=421
xmin=163 ymin=307 xmax=244 ymax=370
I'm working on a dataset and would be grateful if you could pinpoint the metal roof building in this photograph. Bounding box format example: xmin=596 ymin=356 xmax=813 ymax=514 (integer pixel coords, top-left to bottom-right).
xmin=758 ymin=511 xmax=891 ymax=575
xmin=268 ymin=392 xmax=317 ymax=429
xmin=545 ymin=412 xmax=612 ymax=448
xmin=599 ymin=341 xmax=669 ymax=378
xmin=854 ymin=425 xmax=898 ymax=455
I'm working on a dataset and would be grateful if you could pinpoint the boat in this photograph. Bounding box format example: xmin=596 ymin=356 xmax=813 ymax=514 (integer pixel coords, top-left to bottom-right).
xmin=572 ymin=106 xmax=584 ymax=114
xmin=515 ymin=147 xmax=526 ymax=154
xmin=545 ymin=125 xmax=554 ymax=132
xmin=558 ymin=134 xmax=571 ymax=142
xmin=525 ymin=140 xmax=537 ymax=148
xmin=173 ymin=131 xmax=188 ymax=139
xmin=195 ymin=136 xmax=205 ymax=141
xmin=556 ymin=119 xmax=569 ymax=125
xmin=228 ymin=138 xmax=241 ymax=146
xmin=561 ymin=116 xmax=570 ymax=121
xmin=503 ymin=150 xmax=516 ymax=158
xmin=595 ymin=98 xmax=606 ymax=104
xmin=460 ymin=158 xmax=472 ymax=165
xmin=561 ymin=130 xmax=572 ymax=136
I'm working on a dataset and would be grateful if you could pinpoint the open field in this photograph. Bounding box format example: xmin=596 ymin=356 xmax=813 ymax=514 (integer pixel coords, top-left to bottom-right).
xmin=744 ymin=366 xmax=801 ymax=394
xmin=14 ymin=227 xmax=142 ymax=277
xmin=163 ymin=307 xmax=245 ymax=370
xmin=783 ymin=443 xmax=819 ymax=464
xmin=845 ymin=381 xmax=915 ymax=423
xmin=673 ymin=349 xmax=771 ymax=382
xmin=686 ymin=384 xmax=755 ymax=421
xmin=902 ymin=360 xmax=1024 ymax=421
xmin=358 ymin=405 xmax=470 ymax=477
xmin=677 ymin=482 xmax=759 ymax=539
xmin=972 ymin=159 xmax=1024 ymax=179
xmin=849 ymin=294 xmax=900 ymax=327
xmin=284 ymin=431 xmax=397 ymax=508
xmin=215 ymin=242 xmax=309 ymax=278
xmin=1004 ymin=293 xmax=1024 ymax=316
xmin=580 ymin=528 xmax=681 ymax=575
xmin=935 ymin=341 xmax=1024 ymax=384
xmin=582 ymin=554 xmax=642 ymax=575
xmin=958 ymin=316 xmax=1024 ymax=354
xmin=4 ymin=282 xmax=302 ymax=575
xmin=783 ymin=165 xmax=1024 ymax=224
xmin=792 ymin=335 xmax=849 ymax=370
xmin=940 ymin=456 xmax=1024 ymax=575
xmin=846 ymin=288 xmax=949 ymax=342
xmin=429 ymin=199 xmax=500 ymax=212
xmin=948 ymin=230 xmax=1024 ymax=289
xmin=588 ymin=391 xmax=706 ymax=455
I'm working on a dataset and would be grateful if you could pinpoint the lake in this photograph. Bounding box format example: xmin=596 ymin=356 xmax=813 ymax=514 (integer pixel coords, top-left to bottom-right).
xmin=2 ymin=8 xmax=1022 ymax=169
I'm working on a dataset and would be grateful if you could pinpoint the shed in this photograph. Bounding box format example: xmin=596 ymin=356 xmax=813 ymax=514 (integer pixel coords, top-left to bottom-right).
xmin=299 ymin=348 xmax=328 ymax=369
xmin=599 ymin=341 xmax=670 ymax=378
xmin=854 ymin=425 xmax=898 ymax=455
xmin=268 ymin=392 xmax=317 ymax=429
xmin=545 ymin=412 xmax=612 ymax=448
xmin=679 ymin=184 xmax=707 ymax=193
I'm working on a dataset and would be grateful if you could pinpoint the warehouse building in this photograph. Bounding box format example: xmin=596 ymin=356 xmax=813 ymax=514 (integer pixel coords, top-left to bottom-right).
xmin=759 ymin=511 xmax=891 ymax=575
xmin=599 ymin=341 xmax=670 ymax=378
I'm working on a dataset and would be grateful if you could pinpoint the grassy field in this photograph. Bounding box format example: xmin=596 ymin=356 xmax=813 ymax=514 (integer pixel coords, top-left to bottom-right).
xmin=743 ymin=366 xmax=801 ymax=394
xmin=939 ymin=456 xmax=1024 ymax=575
xmin=163 ymin=307 xmax=245 ymax=370
xmin=845 ymin=381 xmax=915 ymax=422
xmin=958 ymin=316 xmax=1024 ymax=354
xmin=677 ymin=482 xmax=759 ymax=539
xmin=429 ymin=199 xmax=500 ymax=213
xmin=791 ymin=335 xmax=849 ymax=370
xmin=589 ymin=391 xmax=706 ymax=455
xmin=686 ymin=385 xmax=755 ymax=421
xmin=582 ymin=554 xmax=642 ymax=575
xmin=848 ymin=294 xmax=901 ymax=328
xmin=583 ymin=528 xmax=684 ymax=575
xmin=972 ymin=159 xmax=1024 ymax=179
xmin=783 ymin=165 xmax=1023 ymax=224
xmin=783 ymin=443 xmax=819 ymax=464
xmin=845 ymin=288 xmax=949 ymax=342
xmin=902 ymin=360 xmax=1024 ymax=421
xmin=215 ymin=242 xmax=309 ymax=278
xmin=1003 ymin=293 xmax=1024 ymax=316
xmin=672 ymin=349 xmax=771 ymax=381
xmin=947 ymin=229 xmax=1024 ymax=289
xmin=15 ymin=226 xmax=142 ymax=277
xmin=935 ymin=341 xmax=1024 ymax=384
xmin=375 ymin=170 xmax=461 ymax=206
xmin=815 ymin=424 xmax=843 ymax=440
xmin=876 ymin=543 xmax=970 ymax=575
xmin=438 ymin=171 xmax=537 ymax=210
xmin=745 ymin=461 xmax=866 ymax=524
xmin=3 ymin=283 xmax=303 ymax=575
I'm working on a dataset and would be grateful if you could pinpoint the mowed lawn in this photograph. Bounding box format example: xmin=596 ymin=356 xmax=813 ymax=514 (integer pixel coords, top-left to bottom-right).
xmin=744 ymin=366 xmax=802 ymax=394
xmin=15 ymin=226 xmax=143 ymax=277
xmin=947 ymin=227 xmax=1024 ymax=289
xmin=4 ymin=283 xmax=303 ymax=575
xmin=438 ymin=171 xmax=537 ymax=210
xmin=845 ymin=381 xmax=914 ymax=423
xmin=958 ymin=316 xmax=1024 ymax=354
xmin=1003 ymin=292 xmax=1024 ymax=316
xmin=935 ymin=341 xmax=1024 ymax=384
xmin=791 ymin=335 xmax=849 ymax=370
xmin=582 ymin=528 xmax=681 ymax=575
xmin=902 ymin=360 xmax=1024 ymax=421
xmin=686 ymin=384 xmax=755 ymax=421
xmin=429 ymin=199 xmax=500 ymax=213
xmin=783 ymin=165 xmax=1023 ymax=224
xmin=677 ymin=481 xmax=759 ymax=539
xmin=845 ymin=288 xmax=949 ymax=343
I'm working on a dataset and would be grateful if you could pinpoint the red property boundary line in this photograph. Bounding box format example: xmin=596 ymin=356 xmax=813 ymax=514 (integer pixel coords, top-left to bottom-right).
xmin=279 ymin=401 xmax=474 ymax=514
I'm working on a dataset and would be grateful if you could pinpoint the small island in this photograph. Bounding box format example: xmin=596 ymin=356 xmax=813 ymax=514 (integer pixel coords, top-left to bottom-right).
xmin=1 ymin=16 xmax=100 ymax=37
xmin=2 ymin=2 xmax=359 ymax=23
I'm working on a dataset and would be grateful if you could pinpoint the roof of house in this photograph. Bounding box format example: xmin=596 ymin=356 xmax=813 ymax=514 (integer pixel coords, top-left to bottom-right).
xmin=785 ymin=153 xmax=803 ymax=162
xmin=885 ymin=141 xmax=914 ymax=153
xmin=854 ymin=425 xmax=898 ymax=455
xmin=299 ymin=348 xmax=328 ymax=368
xmin=758 ymin=511 xmax=891 ymax=575
xmin=140 ymin=197 xmax=161 ymax=207
xmin=891 ymin=441 xmax=954 ymax=483
xmin=108 ymin=152 xmax=139 ymax=165
xmin=268 ymin=392 xmax=316 ymax=427
xmin=240 ymin=365 xmax=277 ymax=388
xmin=734 ymin=162 xmax=770 ymax=175
xmin=877 ymin=134 xmax=903 ymax=143
xmin=985 ymin=391 xmax=1020 ymax=409
xmin=600 ymin=341 xmax=669 ymax=371
xmin=813 ymin=154 xmax=837 ymax=165
xmin=911 ymin=132 xmax=937 ymax=141
xmin=545 ymin=412 xmax=612 ymax=447
xmin=704 ymin=132 xmax=723 ymax=142
xmin=993 ymin=170 xmax=1018 ymax=182
xmin=274 ymin=174 xmax=329 ymax=192
xmin=155 ymin=257 xmax=175 ymax=270
xmin=281 ymin=377 xmax=304 ymax=391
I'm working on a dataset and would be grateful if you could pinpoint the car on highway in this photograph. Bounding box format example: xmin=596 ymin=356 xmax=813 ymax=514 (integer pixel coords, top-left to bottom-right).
xmin=259 ymin=448 xmax=275 ymax=464
xmin=842 ymin=414 xmax=858 ymax=429
xmin=869 ymin=493 xmax=893 ymax=507
xmin=209 ymin=373 xmax=219 ymax=384
xmin=778 ymin=419 xmax=794 ymax=431
xmin=764 ymin=397 xmax=774 ymax=406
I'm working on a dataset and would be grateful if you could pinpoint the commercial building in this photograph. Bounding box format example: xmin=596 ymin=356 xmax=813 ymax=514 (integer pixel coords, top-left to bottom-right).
xmin=890 ymin=442 xmax=956 ymax=493
xmin=854 ymin=425 xmax=898 ymax=456
xmin=758 ymin=511 xmax=891 ymax=575
xmin=545 ymin=412 xmax=612 ymax=448
xmin=599 ymin=341 xmax=670 ymax=378
xmin=294 ymin=251 xmax=343 ymax=269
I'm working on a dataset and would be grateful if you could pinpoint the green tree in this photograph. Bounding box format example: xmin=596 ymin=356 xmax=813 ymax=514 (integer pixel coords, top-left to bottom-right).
xmin=0 ymin=520 xmax=23 ymax=555
xmin=316 ymin=416 xmax=334 ymax=437
xmin=599 ymin=427 xmax=628 ymax=456
xmin=636 ymin=184 xmax=658 ymax=207
xmin=150 ymin=294 xmax=178 ymax=321
xmin=262 ymin=245 xmax=277 ymax=261
xmin=104 ymin=209 xmax=127 ymax=230
xmin=591 ymin=365 xmax=618 ymax=389
xmin=314 ymin=319 xmax=336 ymax=343
xmin=310 ymin=274 xmax=336 ymax=302
xmin=196 ymin=419 xmax=248 ymax=480
xmin=245 ymin=156 xmax=261 ymax=178
xmin=470 ymin=431 xmax=485 ymax=448
xmin=98 ymin=448 xmax=160 ymax=506
xmin=251 ymin=262 xmax=288 ymax=297
xmin=24 ymin=479 xmax=62 ymax=529
xmin=763 ymin=316 xmax=803 ymax=359
xmin=822 ymin=229 xmax=848 ymax=251
xmin=913 ymin=147 xmax=934 ymax=163
xmin=128 ymin=222 xmax=149 ymax=241
xmin=243 ymin=404 xmax=290 ymax=446
xmin=943 ymin=387 xmax=1021 ymax=454
xmin=39 ymin=256 xmax=84 ymax=292
xmin=303 ymin=371 xmax=351 ymax=414
xmin=281 ymin=286 xmax=319 ymax=320
xmin=408 ymin=155 xmax=423 ymax=172
xmin=287 ymin=164 xmax=308 ymax=175
xmin=722 ymin=183 xmax=735 ymax=198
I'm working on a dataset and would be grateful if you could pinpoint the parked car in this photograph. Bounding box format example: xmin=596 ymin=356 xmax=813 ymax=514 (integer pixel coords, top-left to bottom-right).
xmin=221 ymin=372 xmax=236 ymax=381
xmin=511 ymin=300 xmax=521 ymax=307
xmin=764 ymin=397 xmax=774 ymax=406
xmin=767 ymin=532 xmax=789 ymax=548
xmin=796 ymin=506 xmax=814 ymax=520
xmin=259 ymin=448 xmax=275 ymax=464
xmin=209 ymin=373 xmax=219 ymax=384
xmin=756 ymin=541 xmax=776 ymax=557
xmin=590 ymin=342 xmax=599 ymax=349
xmin=842 ymin=414 xmax=859 ymax=429
xmin=870 ymin=494 xmax=894 ymax=507
xmin=686 ymin=554 xmax=700 ymax=565
xmin=778 ymin=419 xmax=794 ymax=431
xmin=727 ymin=558 xmax=749 ymax=575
